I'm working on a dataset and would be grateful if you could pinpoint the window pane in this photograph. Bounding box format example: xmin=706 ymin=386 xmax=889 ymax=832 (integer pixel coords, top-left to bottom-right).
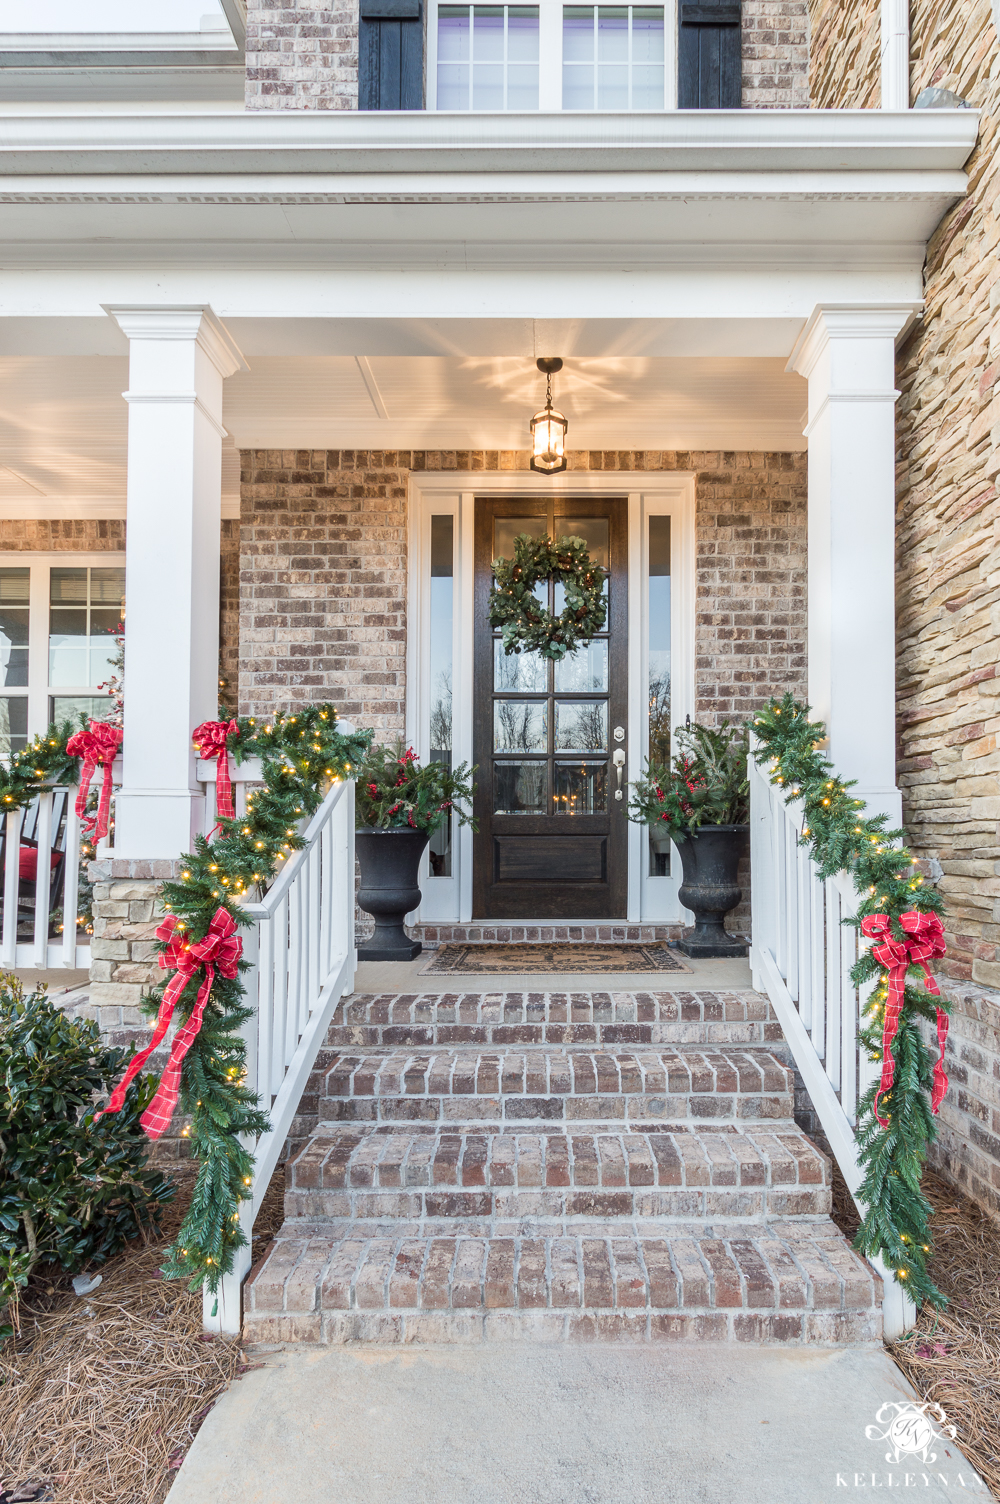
xmin=495 ymin=642 xmax=546 ymax=691
xmin=507 ymin=63 xmax=539 ymax=108
xmin=554 ymin=761 xmax=606 ymax=813
xmin=0 ymin=696 xmax=27 ymax=755
xmin=90 ymin=568 xmax=126 ymax=607
xmin=508 ymin=9 xmax=539 ymax=59
xmin=48 ymin=608 xmax=88 ymax=687
xmin=494 ymin=760 xmax=546 ymax=813
xmin=438 ymin=63 xmax=470 ymax=108
xmin=632 ymin=64 xmax=663 ymax=108
xmin=473 ymin=7 xmax=505 ymax=59
xmin=563 ymin=7 xmax=594 ymax=59
xmin=632 ymin=7 xmax=664 ymax=60
xmin=596 ymin=8 xmax=628 ymax=60
xmin=51 ymin=695 xmax=111 ymax=729
xmin=473 ymin=61 xmax=505 ymax=107
xmin=563 ymin=65 xmax=594 ymax=108
xmin=49 ymin=567 xmax=88 ymax=604
xmin=648 ymin=514 xmax=671 ymax=875
xmin=597 ymin=63 xmax=629 ymax=108
xmin=554 ymin=639 xmax=608 ymax=692
xmin=495 ymin=700 xmax=547 ymax=752
xmin=0 ymin=571 xmax=30 ymax=690
xmin=439 ymin=6 xmax=471 ymax=59
xmin=554 ymin=700 xmax=607 ymax=751
xmin=429 ymin=516 xmax=454 ymax=876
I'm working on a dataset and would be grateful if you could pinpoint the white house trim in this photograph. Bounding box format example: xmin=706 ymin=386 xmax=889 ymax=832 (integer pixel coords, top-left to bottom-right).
xmin=407 ymin=469 xmax=695 ymax=925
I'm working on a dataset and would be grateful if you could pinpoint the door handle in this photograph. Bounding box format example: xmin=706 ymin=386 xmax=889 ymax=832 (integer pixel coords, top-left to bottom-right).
xmin=612 ymin=748 xmax=626 ymax=800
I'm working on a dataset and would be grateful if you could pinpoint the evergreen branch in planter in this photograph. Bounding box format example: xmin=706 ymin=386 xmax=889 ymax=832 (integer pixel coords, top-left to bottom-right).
xmin=628 ymin=720 xmax=749 ymax=839
xmin=355 ymin=739 xmax=477 ymax=834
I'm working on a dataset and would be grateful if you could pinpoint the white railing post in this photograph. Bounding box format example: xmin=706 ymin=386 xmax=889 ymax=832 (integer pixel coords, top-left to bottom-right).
xmin=32 ymin=790 xmax=54 ymax=969
xmin=61 ymin=795 xmax=81 ymax=968
xmin=2 ymin=807 xmax=20 ymax=969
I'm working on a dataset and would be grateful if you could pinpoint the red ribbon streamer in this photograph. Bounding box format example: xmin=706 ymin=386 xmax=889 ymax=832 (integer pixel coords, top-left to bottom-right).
xmin=193 ymin=719 xmax=239 ymax=828
xmin=66 ymin=720 xmax=122 ymax=843
xmin=95 ymin=907 xmax=243 ymax=1141
xmin=860 ymin=910 xmax=948 ymax=1128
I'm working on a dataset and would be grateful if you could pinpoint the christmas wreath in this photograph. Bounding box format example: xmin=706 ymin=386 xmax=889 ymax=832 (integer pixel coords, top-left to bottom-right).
xmin=489 ymin=533 xmax=608 ymax=661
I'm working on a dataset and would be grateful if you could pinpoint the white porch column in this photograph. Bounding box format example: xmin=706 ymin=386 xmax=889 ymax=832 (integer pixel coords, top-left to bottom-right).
xmin=789 ymin=305 xmax=917 ymax=825
xmin=106 ymin=306 xmax=246 ymax=858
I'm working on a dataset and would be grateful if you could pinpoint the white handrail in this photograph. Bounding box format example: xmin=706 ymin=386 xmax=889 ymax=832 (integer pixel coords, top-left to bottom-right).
xmin=748 ymin=738 xmax=917 ymax=1340
xmin=204 ymin=774 xmax=357 ymax=1334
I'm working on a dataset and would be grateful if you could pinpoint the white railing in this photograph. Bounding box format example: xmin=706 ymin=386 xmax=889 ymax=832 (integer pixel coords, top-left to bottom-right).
xmin=203 ymin=768 xmax=357 ymax=1333
xmin=1 ymin=784 xmax=86 ymax=970
xmin=748 ymin=742 xmax=917 ymax=1339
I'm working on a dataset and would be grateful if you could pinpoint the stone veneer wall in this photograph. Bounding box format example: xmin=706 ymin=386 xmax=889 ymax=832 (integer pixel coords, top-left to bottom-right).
xmin=810 ymin=0 xmax=1000 ymax=1222
xmin=245 ymin=0 xmax=807 ymax=111
xmin=807 ymin=0 xmax=880 ymax=108
xmin=741 ymin=0 xmax=809 ymax=109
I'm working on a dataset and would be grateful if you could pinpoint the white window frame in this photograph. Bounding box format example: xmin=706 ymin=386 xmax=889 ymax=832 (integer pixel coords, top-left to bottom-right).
xmin=406 ymin=472 xmax=694 ymax=925
xmin=426 ymin=0 xmax=678 ymax=111
xmin=0 ymin=553 xmax=126 ymax=747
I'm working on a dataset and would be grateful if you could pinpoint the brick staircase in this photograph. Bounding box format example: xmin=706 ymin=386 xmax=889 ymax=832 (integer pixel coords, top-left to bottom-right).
xmin=245 ymin=989 xmax=882 ymax=1345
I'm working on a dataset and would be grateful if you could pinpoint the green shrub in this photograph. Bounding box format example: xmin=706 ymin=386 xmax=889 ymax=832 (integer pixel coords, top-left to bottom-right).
xmin=0 ymin=977 xmax=173 ymax=1314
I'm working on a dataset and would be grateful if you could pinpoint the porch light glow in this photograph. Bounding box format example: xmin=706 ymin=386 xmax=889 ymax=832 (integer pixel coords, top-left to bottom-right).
xmin=530 ymin=357 xmax=568 ymax=475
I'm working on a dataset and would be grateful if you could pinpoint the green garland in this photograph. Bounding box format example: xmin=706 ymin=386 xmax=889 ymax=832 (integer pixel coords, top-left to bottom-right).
xmin=0 ymin=722 xmax=80 ymax=810
xmin=489 ymin=533 xmax=608 ymax=660
xmin=753 ymin=694 xmax=948 ymax=1308
xmin=153 ymin=704 xmax=372 ymax=1293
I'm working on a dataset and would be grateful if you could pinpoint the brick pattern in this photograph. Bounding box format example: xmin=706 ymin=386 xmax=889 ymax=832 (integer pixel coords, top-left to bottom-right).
xmin=416 ymin=923 xmax=682 ymax=945
xmin=246 ymin=1226 xmax=881 ymax=1346
xmin=220 ymin=518 xmax=241 ymax=708
xmin=245 ymin=0 xmax=359 ymax=111
xmin=318 ymin=1047 xmax=794 ymax=1125
xmin=285 ymin=1122 xmax=831 ymax=1222
xmin=0 ymin=519 xmax=126 ymax=552
xmin=808 ymin=0 xmax=881 ymax=108
xmin=328 ymin=987 xmax=785 ymax=1049
xmin=238 ymin=448 xmax=807 ymax=733
xmin=924 ymin=979 xmax=1000 ymax=1221
xmin=741 ymin=0 xmax=809 ymax=109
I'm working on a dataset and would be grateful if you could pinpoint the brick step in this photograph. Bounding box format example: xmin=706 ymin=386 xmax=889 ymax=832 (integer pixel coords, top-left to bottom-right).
xmin=245 ymin=1223 xmax=882 ymax=1346
xmin=319 ymin=1048 xmax=794 ymax=1126
xmin=285 ymin=1124 xmax=831 ymax=1225
xmin=328 ymin=989 xmax=781 ymax=1050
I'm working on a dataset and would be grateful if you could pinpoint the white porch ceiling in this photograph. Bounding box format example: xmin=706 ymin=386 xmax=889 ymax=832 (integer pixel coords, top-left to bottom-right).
xmin=0 ymin=352 xmax=806 ymax=510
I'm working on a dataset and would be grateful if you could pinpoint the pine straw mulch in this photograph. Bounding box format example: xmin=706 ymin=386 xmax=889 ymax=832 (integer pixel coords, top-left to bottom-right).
xmin=0 ymin=1160 xmax=287 ymax=1504
xmin=830 ymin=1159 xmax=1000 ymax=1500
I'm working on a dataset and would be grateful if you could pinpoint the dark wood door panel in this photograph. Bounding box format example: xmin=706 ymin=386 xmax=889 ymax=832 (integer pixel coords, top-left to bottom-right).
xmin=473 ymin=495 xmax=628 ymax=920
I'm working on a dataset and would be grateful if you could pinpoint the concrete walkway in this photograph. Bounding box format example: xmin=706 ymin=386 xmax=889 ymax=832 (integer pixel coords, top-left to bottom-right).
xmin=353 ymin=952 xmax=754 ymax=994
xmin=170 ymin=1344 xmax=991 ymax=1504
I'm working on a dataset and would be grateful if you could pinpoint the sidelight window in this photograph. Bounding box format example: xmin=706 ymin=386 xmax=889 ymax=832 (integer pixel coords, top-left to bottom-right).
xmin=647 ymin=514 xmax=671 ymax=875
xmin=428 ymin=517 xmax=455 ymax=877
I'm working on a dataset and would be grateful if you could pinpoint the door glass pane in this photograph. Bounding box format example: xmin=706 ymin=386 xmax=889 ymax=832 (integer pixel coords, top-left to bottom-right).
xmin=555 ymin=700 xmax=607 ymax=751
xmin=0 ymin=568 xmax=30 ymax=689
xmin=493 ymin=516 xmax=545 ymax=560
xmin=429 ymin=515 xmax=454 ymax=877
xmin=553 ymin=516 xmax=609 ymax=613
xmin=0 ymin=695 xmax=27 ymax=755
xmin=494 ymin=760 xmax=546 ymax=813
xmin=554 ymin=760 xmax=606 ymax=813
xmin=495 ymin=641 xmax=547 ymax=691
xmin=554 ymin=639 xmax=608 ymax=692
xmin=648 ymin=514 xmax=671 ymax=874
xmin=495 ymin=699 xmax=547 ymax=752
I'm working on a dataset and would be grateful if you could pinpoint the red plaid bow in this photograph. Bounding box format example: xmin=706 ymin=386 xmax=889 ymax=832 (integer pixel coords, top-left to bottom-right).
xmin=860 ymin=910 xmax=948 ymax=1128
xmin=66 ymin=719 xmax=122 ymax=843
xmin=193 ymin=719 xmax=239 ymax=828
xmin=95 ymin=907 xmax=243 ymax=1140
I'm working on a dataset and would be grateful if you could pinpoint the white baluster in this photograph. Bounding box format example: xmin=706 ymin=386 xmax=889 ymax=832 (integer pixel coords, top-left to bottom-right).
xmin=2 ymin=807 xmax=20 ymax=968
xmin=33 ymin=791 xmax=54 ymax=968
xmin=61 ymin=794 xmax=81 ymax=968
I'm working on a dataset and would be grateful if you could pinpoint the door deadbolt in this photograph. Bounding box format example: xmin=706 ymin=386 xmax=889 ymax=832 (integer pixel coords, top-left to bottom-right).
xmin=613 ymin=726 xmax=625 ymax=742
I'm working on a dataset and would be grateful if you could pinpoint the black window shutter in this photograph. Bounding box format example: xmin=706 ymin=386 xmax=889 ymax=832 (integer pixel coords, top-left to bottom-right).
xmin=678 ymin=0 xmax=742 ymax=109
xmin=359 ymin=0 xmax=423 ymax=110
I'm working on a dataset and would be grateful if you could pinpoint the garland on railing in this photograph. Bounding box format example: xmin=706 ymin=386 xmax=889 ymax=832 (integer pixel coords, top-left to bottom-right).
xmin=136 ymin=705 xmax=372 ymax=1295
xmin=753 ymin=694 xmax=949 ymax=1308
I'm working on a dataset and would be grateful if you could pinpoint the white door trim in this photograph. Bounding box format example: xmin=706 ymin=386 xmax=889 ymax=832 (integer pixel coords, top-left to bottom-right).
xmin=407 ymin=470 xmax=696 ymax=923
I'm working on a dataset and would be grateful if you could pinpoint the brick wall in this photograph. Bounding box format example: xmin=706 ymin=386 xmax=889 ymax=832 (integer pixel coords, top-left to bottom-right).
xmin=238 ymin=448 xmax=807 ymax=731
xmin=0 ymin=519 xmax=126 ymax=552
xmin=742 ymin=0 xmax=809 ymax=109
xmin=808 ymin=0 xmax=880 ymax=108
xmin=246 ymin=0 xmax=358 ymax=111
xmin=926 ymin=980 xmax=1000 ymax=1220
xmin=245 ymin=0 xmax=807 ymax=112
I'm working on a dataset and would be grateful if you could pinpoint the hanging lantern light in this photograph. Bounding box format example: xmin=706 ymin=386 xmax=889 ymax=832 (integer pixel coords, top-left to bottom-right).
xmin=529 ymin=357 xmax=568 ymax=475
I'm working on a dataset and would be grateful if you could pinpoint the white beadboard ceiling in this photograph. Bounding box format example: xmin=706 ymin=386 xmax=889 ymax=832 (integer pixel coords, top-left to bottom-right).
xmin=0 ymin=352 xmax=806 ymax=503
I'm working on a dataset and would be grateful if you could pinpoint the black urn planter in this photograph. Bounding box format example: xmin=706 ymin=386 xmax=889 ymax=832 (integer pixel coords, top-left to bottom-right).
xmin=356 ymin=828 xmax=429 ymax=962
xmin=674 ymin=823 xmax=749 ymax=958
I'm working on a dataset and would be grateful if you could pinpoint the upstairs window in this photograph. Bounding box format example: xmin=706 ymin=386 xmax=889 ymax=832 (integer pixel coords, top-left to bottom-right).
xmin=437 ymin=5 xmax=540 ymax=109
xmin=563 ymin=6 xmax=664 ymax=110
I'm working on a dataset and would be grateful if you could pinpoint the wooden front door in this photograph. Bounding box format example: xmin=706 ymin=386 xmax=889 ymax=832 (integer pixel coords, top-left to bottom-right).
xmin=473 ymin=495 xmax=628 ymax=919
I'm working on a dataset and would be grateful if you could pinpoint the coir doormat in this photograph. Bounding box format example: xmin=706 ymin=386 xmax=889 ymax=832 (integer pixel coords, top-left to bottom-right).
xmin=420 ymin=941 xmax=691 ymax=975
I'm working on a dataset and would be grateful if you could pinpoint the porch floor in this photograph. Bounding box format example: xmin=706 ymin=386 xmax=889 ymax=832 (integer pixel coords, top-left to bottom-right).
xmin=169 ymin=1343 xmax=988 ymax=1504
xmin=354 ymin=951 xmax=753 ymax=994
